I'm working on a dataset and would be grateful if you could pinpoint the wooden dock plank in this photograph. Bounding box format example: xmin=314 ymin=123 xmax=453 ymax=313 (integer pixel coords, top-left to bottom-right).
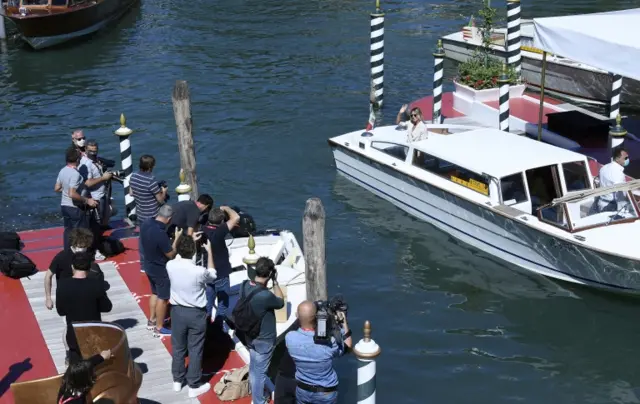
xmin=21 ymin=264 xmax=195 ymax=403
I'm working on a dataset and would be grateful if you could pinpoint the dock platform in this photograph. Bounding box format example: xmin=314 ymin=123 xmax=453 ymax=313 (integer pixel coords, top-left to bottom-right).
xmin=0 ymin=222 xmax=250 ymax=404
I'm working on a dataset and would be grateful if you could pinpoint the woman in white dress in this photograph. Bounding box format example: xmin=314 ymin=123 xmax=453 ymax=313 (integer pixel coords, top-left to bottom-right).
xmin=396 ymin=104 xmax=428 ymax=143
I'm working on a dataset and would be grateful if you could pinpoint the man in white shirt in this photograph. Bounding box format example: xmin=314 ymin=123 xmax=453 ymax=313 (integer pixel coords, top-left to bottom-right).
xmin=597 ymin=147 xmax=630 ymax=212
xmin=167 ymin=234 xmax=216 ymax=398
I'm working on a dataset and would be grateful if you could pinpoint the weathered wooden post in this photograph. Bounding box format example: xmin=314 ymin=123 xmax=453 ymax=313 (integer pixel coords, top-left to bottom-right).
xmin=172 ymin=80 xmax=199 ymax=201
xmin=353 ymin=320 xmax=381 ymax=404
xmin=0 ymin=11 xmax=6 ymax=40
xmin=175 ymin=169 xmax=192 ymax=201
xmin=302 ymin=197 xmax=327 ymax=302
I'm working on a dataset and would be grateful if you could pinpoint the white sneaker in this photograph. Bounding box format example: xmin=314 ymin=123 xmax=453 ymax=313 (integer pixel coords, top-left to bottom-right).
xmin=95 ymin=251 xmax=106 ymax=261
xmin=173 ymin=381 xmax=183 ymax=392
xmin=188 ymin=383 xmax=211 ymax=398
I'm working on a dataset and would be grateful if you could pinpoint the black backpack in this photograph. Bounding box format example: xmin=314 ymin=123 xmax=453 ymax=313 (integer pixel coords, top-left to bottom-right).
xmin=98 ymin=237 xmax=126 ymax=258
xmin=0 ymin=232 xmax=20 ymax=251
xmin=0 ymin=250 xmax=37 ymax=279
xmin=231 ymin=280 xmax=264 ymax=339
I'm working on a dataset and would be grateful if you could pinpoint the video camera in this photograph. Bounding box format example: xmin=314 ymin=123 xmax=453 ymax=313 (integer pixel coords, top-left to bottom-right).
xmin=313 ymin=295 xmax=349 ymax=346
xmin=95 ymin=157 xmax=126 ymax=180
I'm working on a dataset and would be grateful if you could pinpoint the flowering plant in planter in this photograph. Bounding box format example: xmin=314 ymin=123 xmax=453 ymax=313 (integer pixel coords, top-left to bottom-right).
xmin=455 ymin=0 xmax=519 ymax=90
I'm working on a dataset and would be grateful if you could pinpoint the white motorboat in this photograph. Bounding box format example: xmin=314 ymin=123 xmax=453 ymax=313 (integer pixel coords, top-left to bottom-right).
xmin=328 ymin=124 xmax=640 ymax=293
xmin=442 ymin=19 xmax=640 ymax=105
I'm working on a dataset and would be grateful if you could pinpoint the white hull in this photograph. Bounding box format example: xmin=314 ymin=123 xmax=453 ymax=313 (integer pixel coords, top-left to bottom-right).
xmin=331 ymin=144 xmax=640 ymax=294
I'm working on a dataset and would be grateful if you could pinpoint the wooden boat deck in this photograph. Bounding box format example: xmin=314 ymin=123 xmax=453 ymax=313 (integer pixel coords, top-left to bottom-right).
xmin=0 ymin=222 xmax=252 ymax=404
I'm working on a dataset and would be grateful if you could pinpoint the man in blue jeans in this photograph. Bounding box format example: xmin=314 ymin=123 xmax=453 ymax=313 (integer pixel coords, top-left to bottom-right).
xmin=285 ymin=301 xmax=353 ymax=404
xmin=130 ymin=154 xmax=167 ymax=273
xmin=240 ymin=257 xmax=284 ymax=404
xmin=55 ymin=147 xmax=98 ymax=251
xmin=201 ymin=206 xmax=239 ymax=329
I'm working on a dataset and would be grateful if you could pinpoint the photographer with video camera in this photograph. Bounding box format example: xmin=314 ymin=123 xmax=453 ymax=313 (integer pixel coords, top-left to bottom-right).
xmin=200 ymin=206 xmax=239 ymax=328
xmin=285 ymin=298 xmax=352 ymax=404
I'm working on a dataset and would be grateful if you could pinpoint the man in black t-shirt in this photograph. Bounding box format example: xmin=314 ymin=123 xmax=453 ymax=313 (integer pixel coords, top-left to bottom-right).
xmin=44 ymin=228 xmax=101 ymax=310
xmin=170 ymin=194 xmax=213 ymax=236
xmin=202 ymin=206 xmax=239 ymax=328
xmin=56 ymin=252 xmax=112 ymax=362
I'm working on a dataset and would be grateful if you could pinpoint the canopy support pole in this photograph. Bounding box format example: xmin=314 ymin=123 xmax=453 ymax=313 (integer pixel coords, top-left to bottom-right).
xmin=536 ymin=51 xmax=548 ymax=142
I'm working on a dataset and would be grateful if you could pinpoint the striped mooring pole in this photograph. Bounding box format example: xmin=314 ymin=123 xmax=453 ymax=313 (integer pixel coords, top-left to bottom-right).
xmin=432 ymin=39 xmax=445 ymax=124
xmin=609 ymin=114 xmax=627 ymax=151
xmin=114 ymin=114 xmax=136 ymax=225
xmin=506 ymin=0 xmax=522 ymax=76
xmin=609 ymin=74 xmax=622 ymax=120
xmin=353 ymin=320 xmax=381 ymax=404
xmin=498 ymin=63 xmax=511 ymax=132
xmin=370 ymin=0 xmax=384 ymax=109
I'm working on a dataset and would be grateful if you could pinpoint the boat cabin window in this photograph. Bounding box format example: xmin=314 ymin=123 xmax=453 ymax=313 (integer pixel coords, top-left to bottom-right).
xmin=500 ymin=173 xmax=528 ymax=205
xmin=51 ymin=0 xmax=66 ymax=5
xmin=371 ymin=141 xmax=408 ymax=161
xmin=526 ymin=165 xmax=562 ymax=213
xmin=564 ymin=193 xmax=639 ymax=231
xmin=412 ymin=149 xmax=489 ymax=196
xmin=562 ymin=161 xmax=590 ymax=192
xmin=21 ymin=0 xmax=48 ymax=5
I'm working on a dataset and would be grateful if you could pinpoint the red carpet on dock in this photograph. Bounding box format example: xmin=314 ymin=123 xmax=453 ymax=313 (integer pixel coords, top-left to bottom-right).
xmin=0 ymin=224 xmax=252 ymax=404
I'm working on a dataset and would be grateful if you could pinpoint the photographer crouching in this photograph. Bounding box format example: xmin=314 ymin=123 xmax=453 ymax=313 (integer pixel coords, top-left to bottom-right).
xmin=285 ymin=297 xmax=353 ymax=404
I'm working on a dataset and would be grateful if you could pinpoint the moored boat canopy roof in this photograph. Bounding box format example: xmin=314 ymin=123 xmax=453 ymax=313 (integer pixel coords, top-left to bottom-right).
xmin=412 ymin=128 xmax=588 ymax=178
xmin=532 ymin=8 xmax=640 ymax=82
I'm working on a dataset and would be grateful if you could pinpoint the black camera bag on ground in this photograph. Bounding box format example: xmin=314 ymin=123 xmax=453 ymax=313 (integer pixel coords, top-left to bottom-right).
xmin=230 ymin=280 xmax=264 ymax=339
xmin=0 ymin=232 xmax=21 ymax=251
xmin=0 ymin=249 xmax=37 ymax=279
xmin=98 ymin=236 xmax=126 ymax=258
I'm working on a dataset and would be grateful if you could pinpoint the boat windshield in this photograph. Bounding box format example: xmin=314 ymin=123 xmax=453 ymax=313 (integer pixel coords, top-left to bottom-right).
xmin=539 ymin=191 xmax=639 ymax=232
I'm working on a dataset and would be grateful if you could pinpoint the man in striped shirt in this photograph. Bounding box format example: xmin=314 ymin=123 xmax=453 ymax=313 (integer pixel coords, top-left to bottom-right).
xmin=130 ymin=154 xmax=168 ymax=273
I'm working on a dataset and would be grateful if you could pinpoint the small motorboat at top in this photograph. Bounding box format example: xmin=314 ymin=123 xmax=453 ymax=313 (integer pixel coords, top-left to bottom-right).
xmin=1 ymin=0 xmax=138 ymax=49
xmin=328 ymin=122 xmax=640 ymax=294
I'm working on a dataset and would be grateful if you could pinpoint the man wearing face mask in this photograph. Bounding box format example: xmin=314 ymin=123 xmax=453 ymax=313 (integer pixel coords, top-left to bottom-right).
xmin=71 ymin=129 xmax=87 ymax=156
xmin=79 ymin=140 xmax=113 ymax=228
xmin=597 ymin=147 xmax=630 ymax=212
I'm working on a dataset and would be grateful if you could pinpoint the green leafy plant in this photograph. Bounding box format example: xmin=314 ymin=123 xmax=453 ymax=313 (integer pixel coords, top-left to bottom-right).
xmin=456 ymin=0 xmax=517 ymax=90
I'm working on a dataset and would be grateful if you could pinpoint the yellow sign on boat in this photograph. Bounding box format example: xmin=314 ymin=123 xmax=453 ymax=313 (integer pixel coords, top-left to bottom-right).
xmin=450 ymin=176 xmax=489 ymax=195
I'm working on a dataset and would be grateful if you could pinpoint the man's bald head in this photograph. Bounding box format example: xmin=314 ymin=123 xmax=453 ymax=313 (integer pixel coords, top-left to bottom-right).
xmin=297 ymin=300 xmax=317 ymax=328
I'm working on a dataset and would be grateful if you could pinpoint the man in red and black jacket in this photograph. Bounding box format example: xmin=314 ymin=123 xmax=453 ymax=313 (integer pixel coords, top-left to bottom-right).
xmin=201 ymin=206 xmax=240 ymax=328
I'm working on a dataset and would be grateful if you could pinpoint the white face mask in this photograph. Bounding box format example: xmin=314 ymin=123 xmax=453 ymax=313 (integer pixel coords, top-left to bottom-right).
xmin=70 ymin=246 xmax=87 ymax=253
xmin=75 ymin=139 xmax=85 ymax=148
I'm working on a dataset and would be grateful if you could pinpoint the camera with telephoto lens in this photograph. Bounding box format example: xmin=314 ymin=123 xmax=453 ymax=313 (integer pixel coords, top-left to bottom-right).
xmin=313 ymin=295 xmax=348 ymax=346
xmin=106 ymin=169 xmax=126 ymax=178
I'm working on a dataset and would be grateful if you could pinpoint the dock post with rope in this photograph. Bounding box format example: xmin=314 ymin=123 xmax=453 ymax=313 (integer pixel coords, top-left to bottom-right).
xmin=432 ymin=39 xmax=445 ymax=124
xmin=353 ymin=320 xmax=382 ymax=404
xmin=497 ymin=63 xmax=511 ymax=132
xmin=172 ymin=80 xmax=199 ymax=201
xmin=114 ymin=114 xmax=136 ymax=226
xmin=369 ymin=0 xmax=384 ymax=109
xmin=506 ymin=0 xmax=522 ymax=77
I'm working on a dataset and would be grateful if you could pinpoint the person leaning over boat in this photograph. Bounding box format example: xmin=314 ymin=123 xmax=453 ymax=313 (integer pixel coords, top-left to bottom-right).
xmin=396 ymin=104 xmax=428 ymax=143
xmin=597 ymin=147 xmax=630 ymax=212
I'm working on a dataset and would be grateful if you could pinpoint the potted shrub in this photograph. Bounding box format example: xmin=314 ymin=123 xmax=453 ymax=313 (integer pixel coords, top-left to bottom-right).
xmin=454 ymin=0 xmax=525 ymax=102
